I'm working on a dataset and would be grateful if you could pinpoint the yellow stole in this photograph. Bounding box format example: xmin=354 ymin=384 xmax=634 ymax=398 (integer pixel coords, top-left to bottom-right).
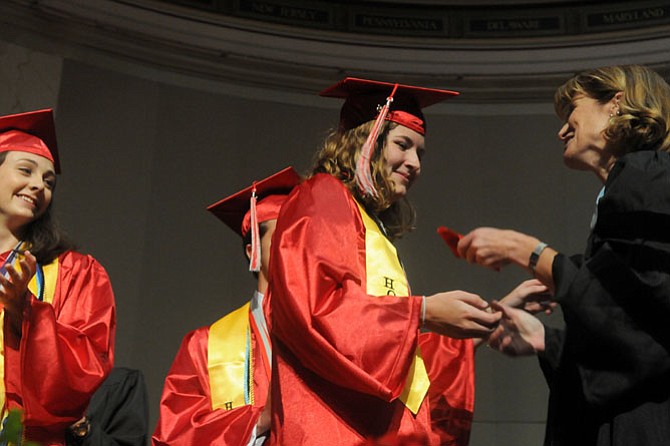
xmin=356 ymin=202 xmax=429 ymax=415
xmin=0 ymin=257 xmax=59 ymax=418
xmin=208 ymin=302 xmax=253 ymax=410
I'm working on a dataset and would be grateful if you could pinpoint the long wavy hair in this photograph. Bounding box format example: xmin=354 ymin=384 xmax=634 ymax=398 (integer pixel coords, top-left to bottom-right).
xmin=554 ymin=65 xmax=670 ymax=155
xmin=0 ymin=151 xmax=75 ymax=264
xmin=309 ymin=120 xmax=416 ymax=240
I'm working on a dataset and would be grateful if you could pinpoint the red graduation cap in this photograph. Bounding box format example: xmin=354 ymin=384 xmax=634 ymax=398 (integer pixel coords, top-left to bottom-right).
xmin=0 ymin=109 xmax=60 ymax=173
xmin=207 ymin=167 xmax=301 ymax=271
xmin=319 ymin=77 xmax=459 ymax=136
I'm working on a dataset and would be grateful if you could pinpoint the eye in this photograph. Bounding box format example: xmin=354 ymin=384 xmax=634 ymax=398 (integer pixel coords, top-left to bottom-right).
xmin=394 ymin=139 xmax=409 ymax=150
xmin=18 ymin=167 xmax=32 ymax=175
xmin=44 ymin=178 xmax=56 ymax=190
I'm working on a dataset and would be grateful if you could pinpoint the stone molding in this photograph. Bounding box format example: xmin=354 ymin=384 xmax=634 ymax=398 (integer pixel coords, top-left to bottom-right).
xmin=1 ymin=0 xmax=669 ymax=104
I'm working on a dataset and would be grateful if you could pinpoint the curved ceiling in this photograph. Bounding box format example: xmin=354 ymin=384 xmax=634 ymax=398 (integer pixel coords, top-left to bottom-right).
xmin=2 ymin=0 xmax=669 ymax=104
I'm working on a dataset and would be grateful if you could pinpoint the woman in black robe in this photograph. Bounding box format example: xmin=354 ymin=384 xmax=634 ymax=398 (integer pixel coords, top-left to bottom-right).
xmin=458 ymin=65 xmax=670 ymax=445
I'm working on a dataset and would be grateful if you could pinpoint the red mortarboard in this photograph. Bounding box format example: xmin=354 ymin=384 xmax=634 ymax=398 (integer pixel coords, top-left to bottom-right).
xmin=319 ymin=77 xmax=459 ymax=135
xmin=207 ymin=166 xmax=301 ymax=237
xmin=207 ymin=167 xmax=301 ymax=271
xmin=0 ymin=109 xmax=60 ymax=173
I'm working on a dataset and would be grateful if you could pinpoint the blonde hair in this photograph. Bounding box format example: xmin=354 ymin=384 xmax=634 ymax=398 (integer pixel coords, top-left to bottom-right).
xmin=555 ymin=65 xmax=670 ymax=154
xmin=309 ymin=120 xmax=416 ymax=240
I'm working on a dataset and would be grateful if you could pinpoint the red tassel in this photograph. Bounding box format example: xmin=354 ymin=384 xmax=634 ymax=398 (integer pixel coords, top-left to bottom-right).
xmin=249 ymin=183 xmax=261 ymax=272
xmin=355 ymin=83 xmax=399 ymax=198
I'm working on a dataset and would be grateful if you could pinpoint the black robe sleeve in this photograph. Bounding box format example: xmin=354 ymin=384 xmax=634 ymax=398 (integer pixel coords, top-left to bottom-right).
xmin=66 ymin=367 xmax=149 ymax=446
xmin=551 ymin=150 xmax=670 ymax=410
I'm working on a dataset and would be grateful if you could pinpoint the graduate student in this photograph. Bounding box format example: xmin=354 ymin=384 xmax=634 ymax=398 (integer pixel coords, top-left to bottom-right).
xmin=153 ymin=167 xmax=300 ymax=446
xmin=266 ymin=78 xmax=501 ymax=445
xmin=0 ymin=109 xmax=115 ymax=444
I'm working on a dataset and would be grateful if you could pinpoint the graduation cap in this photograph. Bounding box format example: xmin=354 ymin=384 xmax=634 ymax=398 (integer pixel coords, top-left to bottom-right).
xmin=319 ymin=77 xmax=459 ymax=136
xmin=0 ymin=109 xmax=60 ymax=173
xmin=319 ymin=77 xmax=458 ymax=197
xmin=207 ymin=166 xmax=301 ymax=271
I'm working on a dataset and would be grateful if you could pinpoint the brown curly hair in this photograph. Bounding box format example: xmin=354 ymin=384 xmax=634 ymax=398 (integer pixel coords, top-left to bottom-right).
xmin=309 ymin=120 xmax=416 ymax=240
xmin=554 ymin=65 xmax=670 ymax=155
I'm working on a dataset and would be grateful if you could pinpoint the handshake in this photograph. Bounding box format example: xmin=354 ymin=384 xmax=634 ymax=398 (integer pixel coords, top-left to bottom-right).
xmin=423 ymin=279 xmax=554 ymax=356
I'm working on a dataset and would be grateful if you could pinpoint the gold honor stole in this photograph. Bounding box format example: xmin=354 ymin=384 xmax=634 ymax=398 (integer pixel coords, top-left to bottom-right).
xmin=208 ymin=300 xmax=271 ymax=411
xmin=0 ymin=256 xmax=59 ymax=419
xmin=356 ymin=203 xmax=430 ymax=415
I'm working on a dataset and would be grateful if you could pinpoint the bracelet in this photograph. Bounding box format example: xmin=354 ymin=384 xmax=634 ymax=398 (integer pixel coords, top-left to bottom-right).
xmin=70 ymin=417 xmax=90 ymax=438
xmin=528 ymin=242 xmax=548 ymax=272
xmin=421 ymin=296 xmax=426 ymax=326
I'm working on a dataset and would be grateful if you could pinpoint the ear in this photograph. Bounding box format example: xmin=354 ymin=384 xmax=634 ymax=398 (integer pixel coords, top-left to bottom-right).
xmin=610 ymin=91 xmax=623 ymax=116
xmin=245 ymin=243 xmax=252 ymax=261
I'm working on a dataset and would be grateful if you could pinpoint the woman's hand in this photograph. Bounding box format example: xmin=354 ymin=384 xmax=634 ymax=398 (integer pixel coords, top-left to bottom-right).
xmin=487 ymin=301 xmax=545 ymax=356
xmin=0 ymin=250 xmax=37 ymax=337
xmin=500 ymin=279 xmax=555 ymax=315
xmin=457 ymin=227 xmax=539 ymax=271
xmin=423 ymin=291 xmax=501 ymax=339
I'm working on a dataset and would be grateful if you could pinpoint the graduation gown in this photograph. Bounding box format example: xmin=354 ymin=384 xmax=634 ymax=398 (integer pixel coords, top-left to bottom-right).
xmin=267 ymin=173 xmax=474 ymax=445
xmin=2 ymin=250 xmax=116 ymax=445
xmin=420 ymin=333 xmax=474 ymax=446
xmin=541 ymin=150 xmax=670 ymax=445
xmin=152 ymin=294 xmax=271 ymax=446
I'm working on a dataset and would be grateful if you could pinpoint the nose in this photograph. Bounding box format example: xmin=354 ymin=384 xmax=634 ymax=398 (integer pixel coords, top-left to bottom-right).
xmin=28 ymin=174 xmax=45 ymax=191
xmin=405 ymin=148 xmax=421 ymax=171
xmin=558 ymin=123 xmax=569 ymax=141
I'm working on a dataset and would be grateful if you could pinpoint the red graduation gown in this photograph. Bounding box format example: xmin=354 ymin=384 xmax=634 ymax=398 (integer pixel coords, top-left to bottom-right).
xmin=267 ymin=174 xmax=474 ymax=445
xmin=3 ymin=250 xmax=116 ymax=445
xmin=420 ymin=333 xmax=474 ymax=446
xmin=152 ymin=305 xmax=270 ymax=446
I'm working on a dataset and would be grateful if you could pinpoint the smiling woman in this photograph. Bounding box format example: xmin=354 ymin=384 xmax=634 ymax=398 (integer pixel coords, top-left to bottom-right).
xmin=383 ymin=125 xmax=424 ymax=202
xmin=458 ymin=65 xmax=670 ymax=446
xmin=0 ymin=109 xmax=116 ymax=445
xmin=265 ymin=78 xmax=506 ymax=445
xmin=0 ymin=151 xmax=55 ymax=229
xmin=557 ymin=94 xmax=618 ymax=178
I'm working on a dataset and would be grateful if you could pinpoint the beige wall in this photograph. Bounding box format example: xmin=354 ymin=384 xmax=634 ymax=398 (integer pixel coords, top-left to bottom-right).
xmin=2 ymin=42 xmax=602 ymax=445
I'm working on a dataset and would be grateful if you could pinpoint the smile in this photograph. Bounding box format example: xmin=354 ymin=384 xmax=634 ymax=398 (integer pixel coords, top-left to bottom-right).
xmin=16 ymin=194 xmax=37 ymax=206
xmin=394 ymin=172 xmax=411 ymax=182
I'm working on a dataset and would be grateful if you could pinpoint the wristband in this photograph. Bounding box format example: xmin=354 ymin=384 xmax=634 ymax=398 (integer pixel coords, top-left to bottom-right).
xmin=529 ymin=242 xmax=548 ymax=272
xmin=421 ymin=296 xmax=426 ymax=326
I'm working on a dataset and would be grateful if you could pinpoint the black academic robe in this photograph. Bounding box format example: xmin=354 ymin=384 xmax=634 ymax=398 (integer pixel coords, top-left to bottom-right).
xmin=541 ymin=149 xmax=670 ymax=446
xmin=65 ymin=367 xmax=149 ymax=446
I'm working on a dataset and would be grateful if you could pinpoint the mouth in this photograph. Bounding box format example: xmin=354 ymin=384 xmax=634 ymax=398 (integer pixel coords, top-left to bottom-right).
xmin=394 ymin=171 xmax=412 ymax=183
xmin=562 ymin=138 xmax=573 ymax=152
xmin=16 ymin=194 xmax=37 ymax=208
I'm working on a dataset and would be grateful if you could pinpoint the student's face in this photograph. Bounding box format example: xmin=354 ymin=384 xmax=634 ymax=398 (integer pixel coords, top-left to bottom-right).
xmin=383 ymin=125 xmax=425 ymax=202
xmin=558 ymin=94 xmax=614 ymax=172
xmin=0 ymin=151 xmax=55 ymax=230
xmin=259 ymin=219 xmax=277 ymax=281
